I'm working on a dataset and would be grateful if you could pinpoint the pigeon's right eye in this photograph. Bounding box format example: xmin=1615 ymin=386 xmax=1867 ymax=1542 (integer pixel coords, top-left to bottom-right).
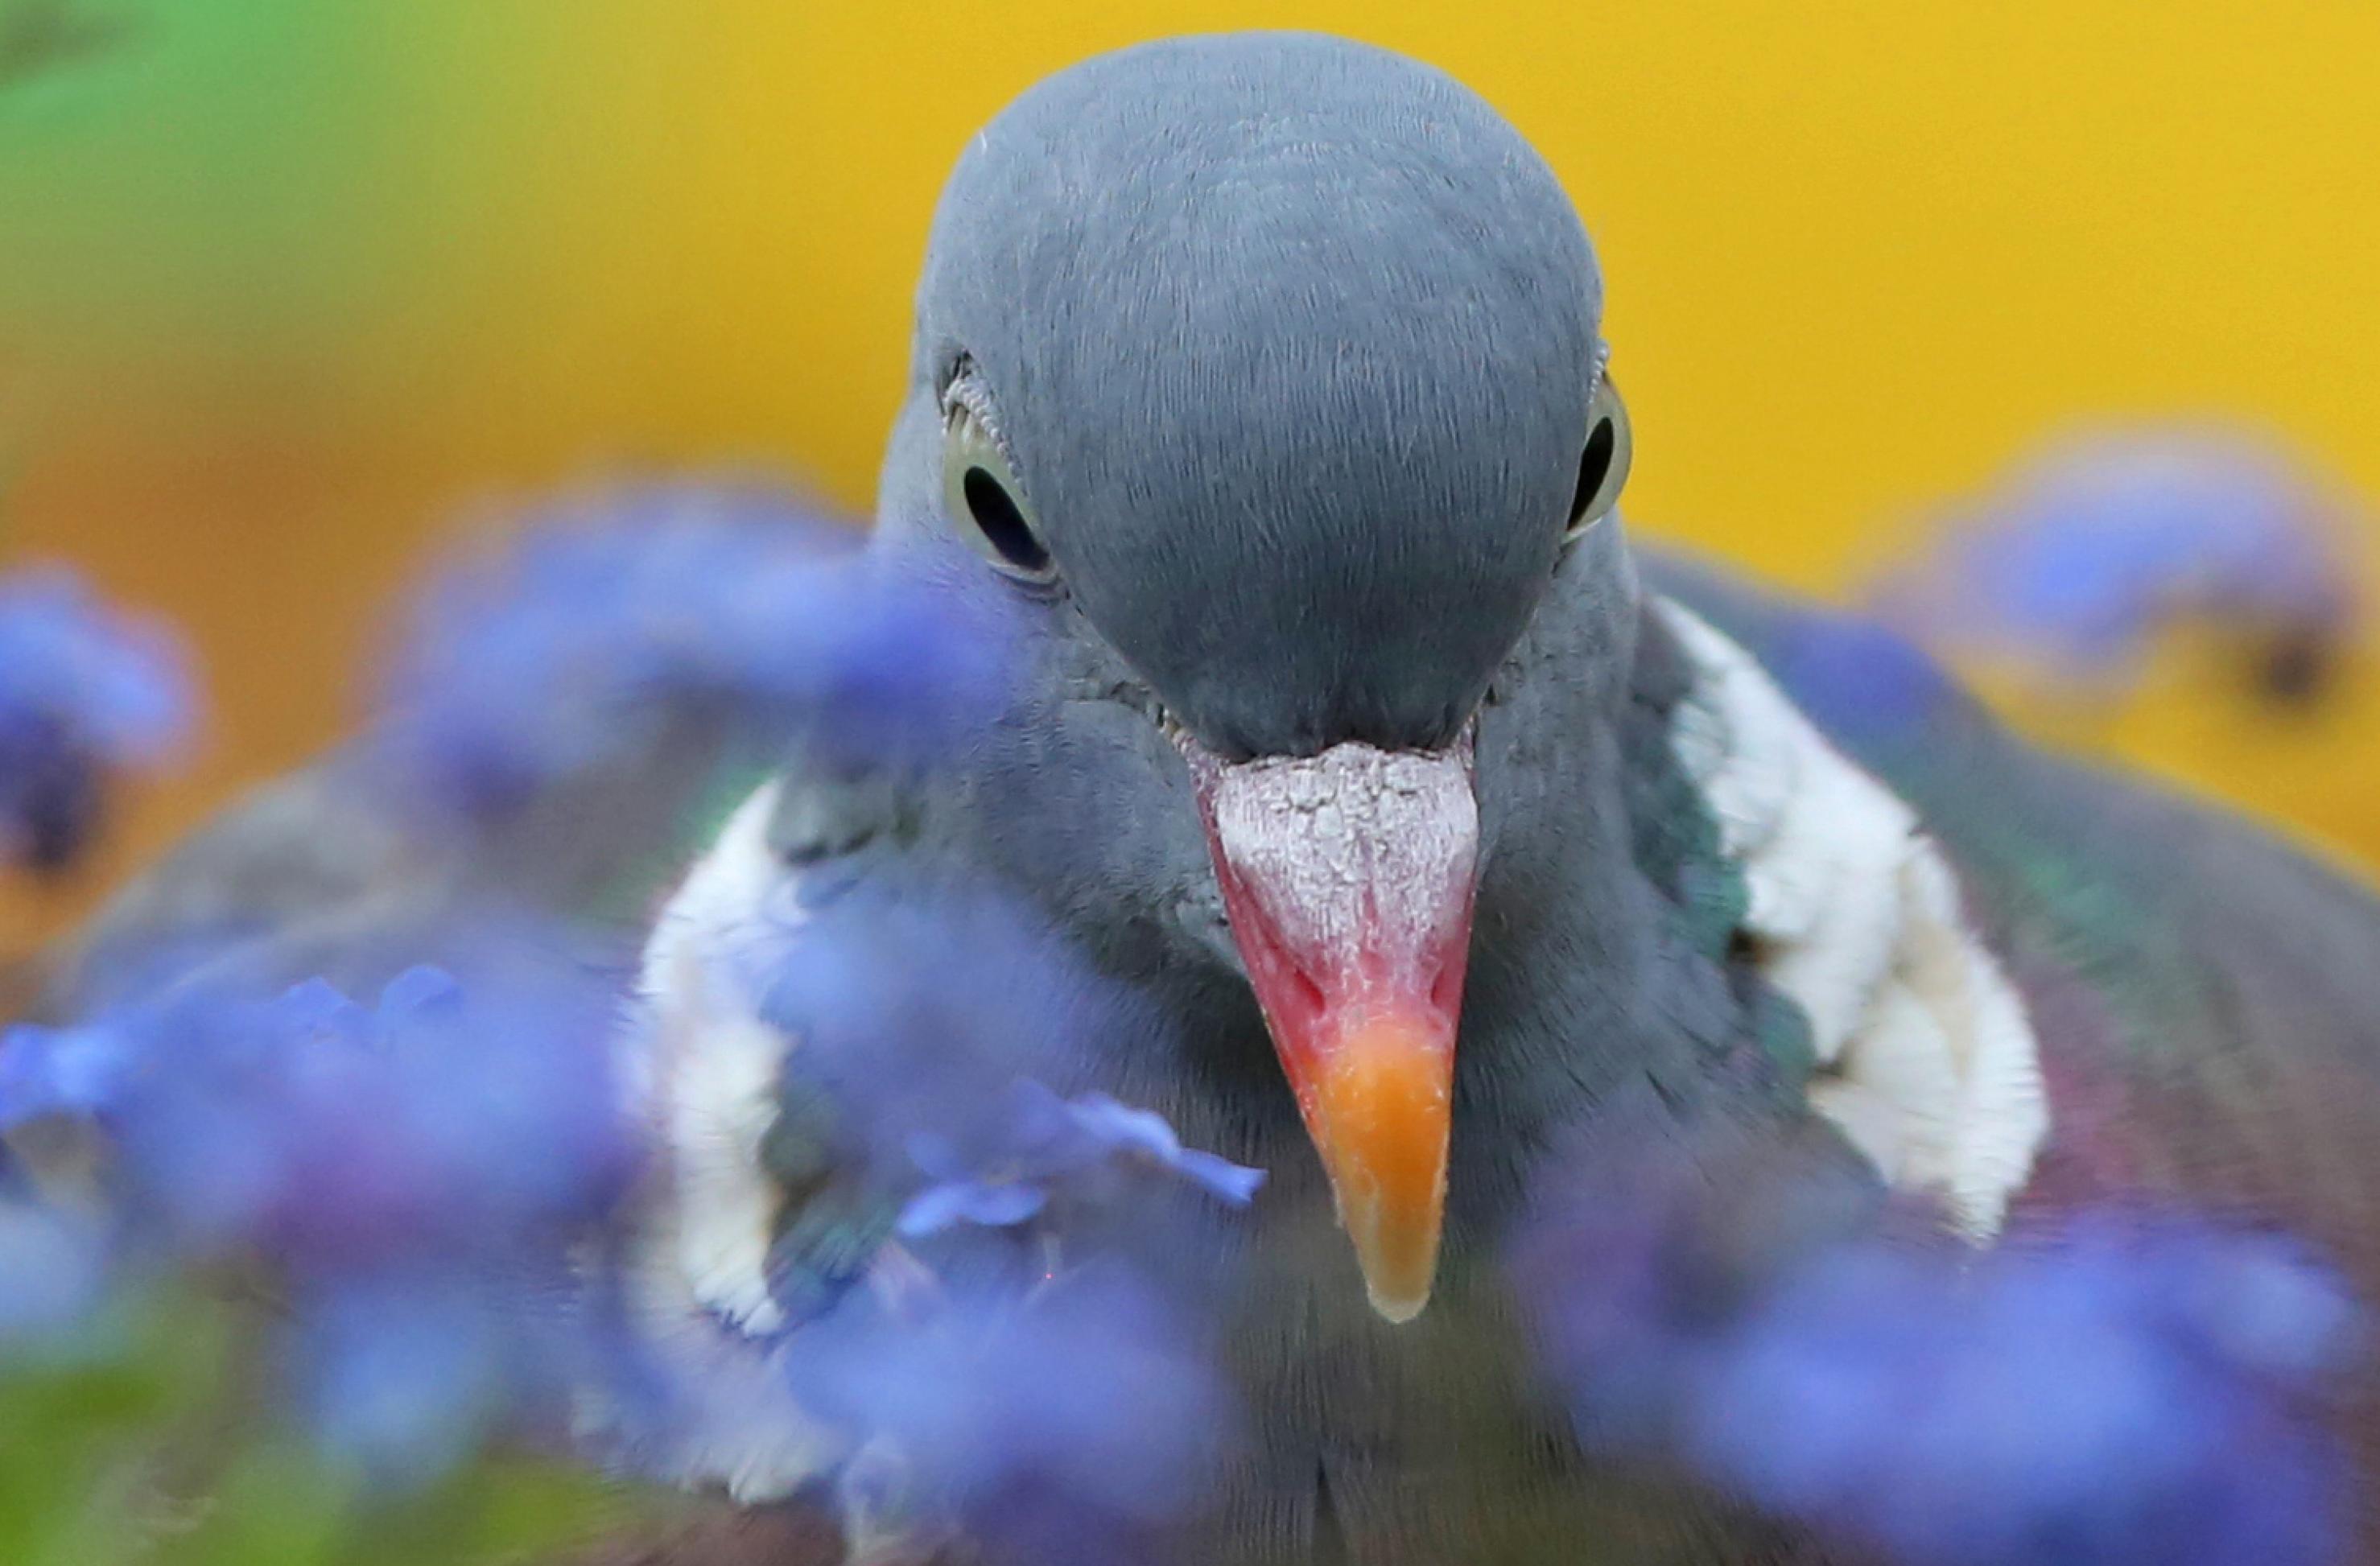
xmin=941 ymin=400 xmax=1056 ymax=583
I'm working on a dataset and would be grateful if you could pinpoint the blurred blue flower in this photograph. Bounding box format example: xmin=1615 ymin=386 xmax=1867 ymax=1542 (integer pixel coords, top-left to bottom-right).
xmin=0 ymin=1196 xmax=108 ymax=1344
xmin=0 ymin=1008 xmax=135 ymax=1127
xmin=897 ymin=1177 xmax=1051 ymax=1236
xmin=1869 ymin=430 xmax=2364 ymax=698
xmin=1687 ymin=1222 xmax=2350 ymax=1566
xmin=0 ymin=937 xmax=641 ymax=1482
xmin=733 ymin=880 xmax=1259 ymax=1335
xmin=754 ymin=882 xmax=1186 ymax=1193
xmin=1760 ymin=614 xmax=1957 ymax=752
xmin=371 ymin=486 xmax=1022 ymax=814
xmin=790 ymin=1263 xmax=1235 ymax=1564
xmin=10 ymin=864 xmax=1264 ymax=1506
xmin=897 ymin=1081 xmax=1264 ymax=1239
xmin=1 ymin=954 xmax=633 ymax=1268
xmin=0 ymin=566 xmax=196 ymax=870
xmin=1513 ymin=1135 xmax=2357 ymax=1566
xmin=295 ymin=1267 xmax=510 ymax=1486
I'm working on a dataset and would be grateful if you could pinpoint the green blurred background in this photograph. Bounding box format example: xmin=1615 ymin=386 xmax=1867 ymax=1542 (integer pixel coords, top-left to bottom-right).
xmin=6 ymin=0 xmax=2379 ymax=953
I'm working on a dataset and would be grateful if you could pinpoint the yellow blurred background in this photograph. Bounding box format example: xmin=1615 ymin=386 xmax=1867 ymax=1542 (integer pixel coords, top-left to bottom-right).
xmin=5 ymin=0 xmax=2378 ymax=952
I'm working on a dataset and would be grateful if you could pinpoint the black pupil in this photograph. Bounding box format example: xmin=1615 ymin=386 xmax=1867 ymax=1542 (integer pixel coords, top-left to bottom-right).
xmin=1569 ymin=418 xmax=1615 ymax=525
xmin=963 ymin=466 xmax=1050 ymax=573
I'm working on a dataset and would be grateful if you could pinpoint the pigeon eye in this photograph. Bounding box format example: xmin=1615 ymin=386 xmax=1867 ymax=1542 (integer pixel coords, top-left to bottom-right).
xmin=941 ymin=399 xmax=1055 ymax=582
xmin=1565 ymin=373 xmax=1631 ymax=540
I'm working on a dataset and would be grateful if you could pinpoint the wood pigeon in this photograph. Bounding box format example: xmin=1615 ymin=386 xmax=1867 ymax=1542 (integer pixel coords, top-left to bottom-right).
xmin=46 ymin=28 xmax=2380 ymax=1566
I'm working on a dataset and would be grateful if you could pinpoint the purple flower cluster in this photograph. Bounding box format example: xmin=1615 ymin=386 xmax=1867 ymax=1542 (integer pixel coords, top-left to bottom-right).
xmin=1690 ymin=1222 xmax=2353 ymax=1566
xmin=1869 ymin=429 xmax=2364 ymax=699
xmin=792 ymin=1264 xmax=1235 ymax=1566
xmin=2 ymin=488 xmax=1255 ymax=1523
xmin=5 ymin=888 xmax=1263 ymax=1516
xmin=709 ymin=883 xmax=1256 ymax=1546
xmin=0 ymin=943 xmax=637 ymax=1482
xmin=2 ymin=957 xmax=631 ymax=1264
xmin=1513 ymin=1134 xmax=2357 ymax=1566
xmin=370 ymin=486 xmax=1021 ymax=814
xmin=753 ymin=884 xmax=1197 ymax=1201
xmin=0 ymin=566 xmax=196 ymax=871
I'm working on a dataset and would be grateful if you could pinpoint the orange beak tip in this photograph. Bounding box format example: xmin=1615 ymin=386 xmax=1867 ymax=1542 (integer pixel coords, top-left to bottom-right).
xmin=1309 ymin=1012 xmax=1452 ymax=1326
xmin=1367 ymin=1278 xmax=1433 ymax=1325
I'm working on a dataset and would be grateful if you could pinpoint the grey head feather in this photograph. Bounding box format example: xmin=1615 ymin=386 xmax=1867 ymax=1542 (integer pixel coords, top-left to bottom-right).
xmin=885 ymin=31 xmax=1608 ymax=758
xmin=847 ymin=34 xmax=1659 ymax=1104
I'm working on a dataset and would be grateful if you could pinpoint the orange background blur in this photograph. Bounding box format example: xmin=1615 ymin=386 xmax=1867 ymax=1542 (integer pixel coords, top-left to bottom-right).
xmin=6 ymin=1 xmax=2378 ymax=951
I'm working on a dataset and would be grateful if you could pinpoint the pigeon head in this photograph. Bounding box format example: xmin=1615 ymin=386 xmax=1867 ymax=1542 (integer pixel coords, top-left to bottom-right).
xmin=881 ymin=32 xmax=1631 ymax=1322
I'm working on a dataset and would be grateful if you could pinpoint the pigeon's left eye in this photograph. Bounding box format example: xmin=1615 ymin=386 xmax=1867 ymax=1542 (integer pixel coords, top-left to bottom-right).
xmin=942 ymin=400 xmax=1055 ymax=582
xmin=1565 ymin=374 xmax=1632 ymax=541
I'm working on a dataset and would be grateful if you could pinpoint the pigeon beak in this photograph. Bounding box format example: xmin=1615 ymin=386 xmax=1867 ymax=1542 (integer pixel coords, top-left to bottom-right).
xmin=1179 ymin=724 xmax=1479 ymax=1323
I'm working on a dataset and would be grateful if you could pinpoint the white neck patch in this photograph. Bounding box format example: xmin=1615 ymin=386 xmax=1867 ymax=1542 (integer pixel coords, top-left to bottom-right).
xmin=1655 ymin=598 xmax=2049 ymax=1237
xmin=588 ymin=781 xmax=838 ymax=1502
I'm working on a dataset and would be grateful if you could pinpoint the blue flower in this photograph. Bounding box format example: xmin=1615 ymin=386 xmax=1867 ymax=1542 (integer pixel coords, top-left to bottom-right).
xmin=789 ymin=1263 xmax=1235 ymax=1563
xmin=1687 ymin=1220 xmax=2352 ymax=1566
xmin=1512 ymin=1133 xmax=2357 ymax=1566
xmin=897 ymin=1081 xmax=1264 ymax=1239
xmin=295 ymin=1267 xmax=510 ymax=1487
xmin=0 ymin=1196 xmax=108 ymax=1345
xmin=0 ymin=1012 xmax=136 ymax=1128
xmin=370 ymin=485 xmax=1022 ymax=814
xmin=896 ymin=1168 xmax=1053 ymax=1236
xmin=1760 ymin=614 xmax=1957 ymax=752
xmin=0 ymin=567 xmax=196 ymax=870
xmin=1 ymin=951 xmax=634 ymax=1269
xmin=1868 ymin=429 xmax=2363 ymax=699
xmin=1 ymin=935 xmax=646 ymax=1483
xmin=755 ymin=883 xmax=1189 ymax=1195
xmin=724 ymin=879 xmax=1266 ymax=1339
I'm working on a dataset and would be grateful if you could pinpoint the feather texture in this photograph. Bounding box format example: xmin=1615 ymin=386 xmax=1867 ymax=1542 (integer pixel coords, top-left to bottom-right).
xmin=1655 ymin=599 xmax=2050 ymax=1235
